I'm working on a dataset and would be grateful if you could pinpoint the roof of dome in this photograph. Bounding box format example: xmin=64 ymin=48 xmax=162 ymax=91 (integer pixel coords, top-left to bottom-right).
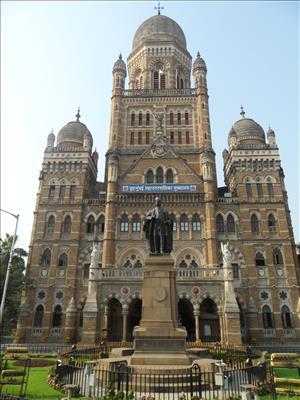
xmin=57 ymin=112 xmax=93 ymax=147
xmin=132 ymin=14 xmax=187 ymax=52
xmin=229 ymin=118 xmax=265 ymax=144
xmin=193 ymin=52 xmax=207 ymax=70
xmin=113 ymin=54 xmax=126 ymax=74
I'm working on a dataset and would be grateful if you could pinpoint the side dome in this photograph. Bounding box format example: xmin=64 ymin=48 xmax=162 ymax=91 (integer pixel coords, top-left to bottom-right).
xmin=57 ymin=111 xmax=93 ymax=148
xmin=113 ymin=54 xmax=126 ymax=75
xmin=132 ymin=15 xmax=187 ymax=51
xmin=228 ymin=107 xmax=265 ymax=145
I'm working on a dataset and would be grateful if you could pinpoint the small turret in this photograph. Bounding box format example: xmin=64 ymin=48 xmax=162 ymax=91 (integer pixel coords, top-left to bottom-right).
xmin=92 ymin=148 xmax=99 ymax=167
xmin=112 ymin=54 xmax=126 ymax=90
xmin=47 ymin=129 xmax=55 ymax=148
xmin=83 ymin=132 xmax=92 ymax=151
xmin=267 ymin=126 xmax=276 ymax=145
xmin=193 ymin=51 xmax=207 ymax=88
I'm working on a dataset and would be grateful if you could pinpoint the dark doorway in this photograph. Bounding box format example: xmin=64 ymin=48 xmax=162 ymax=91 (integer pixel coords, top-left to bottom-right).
xmin=107 ymin=298 xmax=122 ymax=341
xmin=127 ymin=299 xmax=142 ymax=340
xmin=178 ymin=299 xmax=195 ymax=341
xmin=199 ymin=298 xmax=220 ymax=342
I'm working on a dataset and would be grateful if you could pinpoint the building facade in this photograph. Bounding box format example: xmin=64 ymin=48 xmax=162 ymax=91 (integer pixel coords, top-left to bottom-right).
xmin=16 ymin=13 xmax=300 ymax=345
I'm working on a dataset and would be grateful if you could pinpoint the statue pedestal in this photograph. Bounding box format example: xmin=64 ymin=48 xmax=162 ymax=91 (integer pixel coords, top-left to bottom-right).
xmin=130 ymin=255 xmax=190 ymax=366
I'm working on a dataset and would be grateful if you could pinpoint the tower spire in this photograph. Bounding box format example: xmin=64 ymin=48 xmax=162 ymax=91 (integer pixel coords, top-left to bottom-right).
xmin=76 ymin=107 xmax=81 ymax=122
xmin=240 ymin=104 xmax=245 ymax=119
xmin=154 ymin=1 xmax=164 ymax=15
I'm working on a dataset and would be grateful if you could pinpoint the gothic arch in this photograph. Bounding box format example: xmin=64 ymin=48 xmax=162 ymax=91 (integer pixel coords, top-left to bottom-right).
xmin=117 ymin=247 xmax=146 ymax=268
xmin=84 ymin=212 xmax=97 ymax=223
xmin=175 ymin=247 xmax=205 ymax=267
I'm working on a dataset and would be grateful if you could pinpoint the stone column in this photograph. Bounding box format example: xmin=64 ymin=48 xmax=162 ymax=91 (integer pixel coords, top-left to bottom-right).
xmin=122 ymin=305 xmax=128 ymax=343
xmin=193 ymin=304 xmax=200 ymax=343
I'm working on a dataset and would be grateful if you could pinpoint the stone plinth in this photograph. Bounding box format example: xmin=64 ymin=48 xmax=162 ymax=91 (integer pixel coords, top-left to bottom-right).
xmin=130 ymin=255 xmax=190 ymax=366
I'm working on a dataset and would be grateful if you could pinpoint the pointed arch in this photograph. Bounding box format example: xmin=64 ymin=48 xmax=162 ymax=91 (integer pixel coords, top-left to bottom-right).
xmin=52 ymin=305 xmax=63 ymax=327
xmin=273 ymin=248 xmax=283 ymax=265
xmin=46 ymin=215 xmax=55 ymax=236
xmin=33 ymin=305 xmax=44 ymax=327
xmin=255 ymin=252 xmax=265 ymax=266
xmin=41 ymin=249 xmax=51 ymax=266
xmin=227 ymin=213 xmax=235 ymax=233
xmin=251 ymin=214 xmax=259 ymax=233
xmin=281 ymin=305 xmax=292 ymax=328
xmin=145 ymin=169 xmax=154 ymax=184
xmin=262 ymin=305 xmax=274 ymax=329
xmin=86 ymin=215 xmax=95 ymax=234
xmin=58 ymin=253 xmax=68 ymax=267
xmin=216 ymin=214 xmax=224 ymax=233
xmin=268 ymin=213 xmax=276 ymax=232
xmin=62 ymin=215 xmax=72 ymax=234
xmin=156 ymin=166 xmax=163 ymax=183
xmin=120 ymin=214 xmax=129 ymax=232
xmin=166 ymin=168 xmax=174 ymax=183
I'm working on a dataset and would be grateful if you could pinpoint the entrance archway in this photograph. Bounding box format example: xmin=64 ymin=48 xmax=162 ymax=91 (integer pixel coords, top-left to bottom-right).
xmin=107 ymin=298 xmax=122 ymax=341
xmin=127 ymin=299 xmax=142 ymax=340
xmin=178 ymin=299 xmax=195 ymax=341
xmin=199 ymin=298 xmax=220 ymax=342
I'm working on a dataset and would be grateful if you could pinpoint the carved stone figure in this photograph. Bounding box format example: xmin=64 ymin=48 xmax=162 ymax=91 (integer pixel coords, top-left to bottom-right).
xmin=154 ymin=112 xmax=164 ymax=130
xmin=221 ymin=242 xmax=233 ymax=264
xmin=143 ymin=197 xmax=173 ymax=254
xmin=90 ymin=242 xmax=100 ymax=268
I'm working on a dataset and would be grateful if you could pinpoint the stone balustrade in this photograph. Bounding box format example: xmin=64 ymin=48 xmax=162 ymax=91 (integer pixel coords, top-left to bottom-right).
xmin=263 ymin=328 xmax=276 ymax=337
xmin=98 ymin=267 xmax=223 ymax=281
xmin=123 ymin=88 xmax=196 ymax=97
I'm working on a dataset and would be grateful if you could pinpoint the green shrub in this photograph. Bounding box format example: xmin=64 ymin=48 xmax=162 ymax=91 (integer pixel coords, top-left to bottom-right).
xmin=101 ymin=383 xmax=134 ymax=400
xmin=100 ymin=352 xmax=109 ymax=359
xmin=5 ymin=347 xmax=28 ymax=354
xmin=2 ymin=369 xmax=25 ymax=377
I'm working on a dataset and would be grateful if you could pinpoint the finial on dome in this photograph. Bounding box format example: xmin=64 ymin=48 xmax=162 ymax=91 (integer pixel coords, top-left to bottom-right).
xmin=240 ymin=104 xmax=246 ymax=119
xmin=197 ymin=51 xmax=200 ymax=58
xmin=76 ymin=107 xmax=81 ymax=122
xmin=154 ymin=1 xmax=164 ymax=15
xmin=119 ymin=53 xmax=122 ymax=60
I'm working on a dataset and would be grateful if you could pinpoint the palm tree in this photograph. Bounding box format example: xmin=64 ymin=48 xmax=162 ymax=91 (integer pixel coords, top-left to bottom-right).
xmin=0 ymin=234 xmax=28 ymax=332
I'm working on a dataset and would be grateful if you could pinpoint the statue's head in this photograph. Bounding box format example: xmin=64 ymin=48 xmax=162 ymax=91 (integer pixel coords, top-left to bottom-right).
xmin=155 ymin=197 xmax=161 ymax=207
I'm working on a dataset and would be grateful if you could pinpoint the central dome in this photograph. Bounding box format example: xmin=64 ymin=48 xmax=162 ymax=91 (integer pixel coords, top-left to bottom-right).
xmin=132 ymin=15 xmax=187 ymax=52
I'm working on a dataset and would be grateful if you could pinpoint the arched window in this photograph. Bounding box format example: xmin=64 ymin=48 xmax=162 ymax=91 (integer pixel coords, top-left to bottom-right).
xmin=145 ymin=170 xmax=154 ymax=184
xmin=153 ymin=71 xmax=159 ymax=89
xmin=267 ymin=182 xmax=274 ymax=197
xmin=268 ymin=214 xmax=276 ymax=232
xmin=59 ymin=184 xmax=65 ymax=199
xmin=33 ymin=305 xmax=44 ymax=327
xmin=58 ymin=253 xmax=68 ymax=267
xmin=192 ymin=214 xmax=201 ymax=231
xmin=48 ymin=185 xmax=55 ymax=199
xmin=216 ymin=214 xmax=224 ymax=233
xmin=179 ymin=259 xmax=188 ymax=268
xmin=180 ymin=78 xmax=184 ymax=89
xmin=262 ymin=305 xmax=274 ymax=329
xmin=273 ymin=248 xmax=283 ymax=265
xmin=170 ymin=112 xmax=174 ymax=125
xmin=138 ymin=112 xmax=142 ymax=126
xmin=140 ymin=76 xmax=143 ymax=89
xmin=98 ymin=215 xmax=105 ymax=234
xmin=52 ymin=305 xmax=62 ymax=327
xmin=131 ymin=112 xmax=135 ymax=126
xmin=69 ymin=185 xmax=76 ymax=199
xmin=281 ymin=305 xmax=292 ymax=328
xmin=227 ymin=214 xmax=235 ymax=233
xmin=256 ymin=182 xmax=263 ymax=197
xmin=46 ymin=215 xmax=55 ymax=236
xmin=251 ymin=214 xmax=260 ymax=233
xmin=185 ymin=112 xmax=189 ymax=125
xmin=170 ymin=213 xmax=177 ymax=232
xmin=41 ymin=249 xmax=51 ymax=266
xmin=255 ymin=252 xmax=265 ymax=266
xmin=63 ymin=216 xmax=72 ymax=234
xmin=177 ymin=112 xmax=181 ymax=125
xmin=132 ymin=214 xmax=141 ymax=232
xmin=120 ymin=214 xmax=129 ymax=232
xmin=146 ymin=112 xmax=150 ymax=126
xmin=160 ymin=73 xmax=166 ymax=89
xmin=86 ymin=215 xmax=95 ymax=234
xmin=180 ymin=214 xmax=189 ymax=232
xmin=166 ymin=169 xmax=174 ymax=183
xmin=156 ymin=167 xmax=163 ymax=183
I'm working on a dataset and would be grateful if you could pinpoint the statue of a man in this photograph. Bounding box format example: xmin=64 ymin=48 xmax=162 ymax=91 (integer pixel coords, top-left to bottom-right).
xmin=143 ymin=197 xmax=173 ymax=254
xmin=154 ymin=113 xmax=164 ymax=130
xmin=90 ymin=242 xmax=100 ymax=268
xmin=221 ymin=242 xmax=233 ymax=264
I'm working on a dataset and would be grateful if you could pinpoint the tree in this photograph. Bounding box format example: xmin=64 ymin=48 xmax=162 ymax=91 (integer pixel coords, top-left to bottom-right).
xmin=0 ymin=234 xmax=28 ymax=333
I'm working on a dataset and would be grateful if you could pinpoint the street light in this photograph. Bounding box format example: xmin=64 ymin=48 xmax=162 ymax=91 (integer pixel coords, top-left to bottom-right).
xmin=0 ymin=209 xmax=19 ymax=325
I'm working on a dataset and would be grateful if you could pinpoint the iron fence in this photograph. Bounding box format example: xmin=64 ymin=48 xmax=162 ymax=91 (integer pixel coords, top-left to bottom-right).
xmin=57 ymin=361 xmax=275 ymax=400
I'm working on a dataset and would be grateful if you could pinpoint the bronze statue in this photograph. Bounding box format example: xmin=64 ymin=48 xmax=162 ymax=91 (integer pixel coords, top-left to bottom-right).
xmin=143 ymin=197 xmax=173 ymax=254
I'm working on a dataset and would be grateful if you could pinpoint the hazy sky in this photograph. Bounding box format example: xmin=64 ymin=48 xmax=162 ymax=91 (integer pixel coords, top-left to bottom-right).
xmin=1 ymin=1 xmax=299 ymax=250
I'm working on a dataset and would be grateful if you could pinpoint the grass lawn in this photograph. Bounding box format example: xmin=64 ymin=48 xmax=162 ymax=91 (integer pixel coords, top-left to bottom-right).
xmin=274 ymin=367 xmax=300 ymax=379
xmin=1 ymin=359 xmax=63 ymax=399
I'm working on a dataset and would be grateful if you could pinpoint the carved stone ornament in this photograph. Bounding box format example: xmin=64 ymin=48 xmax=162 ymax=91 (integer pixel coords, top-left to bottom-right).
xmin=155 ymin=287 xmax=167 ymax=302
xmin=151 ymin=139 xmax=168 ymax=158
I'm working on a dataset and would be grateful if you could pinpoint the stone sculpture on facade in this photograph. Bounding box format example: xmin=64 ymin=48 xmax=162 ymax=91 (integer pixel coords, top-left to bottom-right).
xmin=143 ymin=197 xmax=173 ymax=254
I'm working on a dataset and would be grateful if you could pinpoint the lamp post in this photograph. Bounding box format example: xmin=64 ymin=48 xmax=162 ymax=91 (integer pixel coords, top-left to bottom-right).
xmin=0 ymin=209 xmax=19 ymax=325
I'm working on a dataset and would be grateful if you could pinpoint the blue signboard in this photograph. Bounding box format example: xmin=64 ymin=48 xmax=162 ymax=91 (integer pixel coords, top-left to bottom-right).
xmin=120 ymin=184 xmax=197 ymax=193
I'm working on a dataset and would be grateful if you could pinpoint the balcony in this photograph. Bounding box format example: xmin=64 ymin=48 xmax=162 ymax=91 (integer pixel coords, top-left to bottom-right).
xmin=263 ymin=328 xmax=276 ymax=337
xmin=123 ymin=88 xmax=196 ymax=98
xmin=31 ymin=328 xmax=42 ymax=336
xmin=283 ymin=328 xmax=296 ymax=337
xmin=216 ymin=197 xmax=239 ymax=204
xmin=115 ymin=192 xmax=204 ymax=205
xmin=97 ymin=267 xmax=223 ymax=281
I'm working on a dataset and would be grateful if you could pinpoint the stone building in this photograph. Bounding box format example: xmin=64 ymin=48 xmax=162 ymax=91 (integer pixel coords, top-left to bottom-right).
xmin=16 ymin=12 xmax=300 ymax=345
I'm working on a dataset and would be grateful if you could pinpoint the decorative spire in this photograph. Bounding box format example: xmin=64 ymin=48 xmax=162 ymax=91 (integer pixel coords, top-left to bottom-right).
xmin=154 ymin=1 xmax=164 ymax=15
xmin=240 ymin=104 xmax=246 ymax=119
xmin=197 ymin=51 xmax=200 ymax=58
xmin=119 ymin=53 xmax=122 ymax=60
xmin=50 ymin=128 xmax=54 ymax=135
xmin=76 ymin=107 xmax=81 ymax=122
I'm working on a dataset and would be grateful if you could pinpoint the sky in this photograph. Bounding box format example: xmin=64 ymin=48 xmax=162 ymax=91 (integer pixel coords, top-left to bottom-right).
xmin=1 ymin=0 xmax=299 ymax=250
